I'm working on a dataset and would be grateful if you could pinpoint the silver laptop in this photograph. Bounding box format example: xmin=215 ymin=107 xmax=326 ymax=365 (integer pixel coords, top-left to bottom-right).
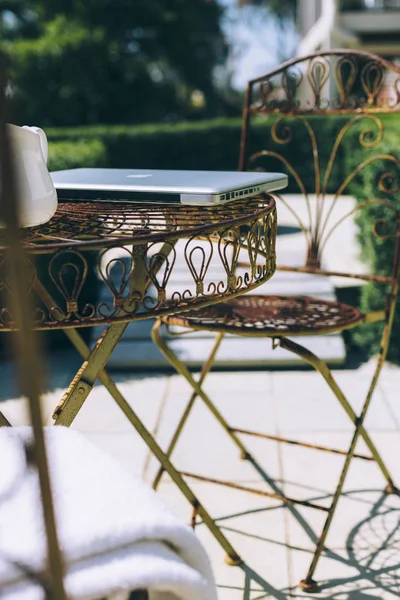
xmin=50 ymin=168 xmax=287 ymax=205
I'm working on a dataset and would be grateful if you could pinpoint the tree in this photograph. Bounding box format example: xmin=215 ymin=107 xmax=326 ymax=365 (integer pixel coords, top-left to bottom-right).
xmin=1 ymin=0 xmax=229 ymax=126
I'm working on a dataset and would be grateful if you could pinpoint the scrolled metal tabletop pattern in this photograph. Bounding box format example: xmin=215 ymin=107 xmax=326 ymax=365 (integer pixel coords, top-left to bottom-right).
xmin=0 ymin=196 xmax=277 ymax=329
xmin=2 ymin=196 xmax=276 ymax=252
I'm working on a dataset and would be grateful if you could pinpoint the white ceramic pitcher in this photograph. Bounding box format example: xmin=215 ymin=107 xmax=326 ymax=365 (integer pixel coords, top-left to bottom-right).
xmin=5 ymin=124 xmax=58 ymax=227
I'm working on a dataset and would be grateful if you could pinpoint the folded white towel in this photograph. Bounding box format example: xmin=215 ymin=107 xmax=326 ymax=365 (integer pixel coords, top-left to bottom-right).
xmin=0 ymin=427 xmax=218 ymax=600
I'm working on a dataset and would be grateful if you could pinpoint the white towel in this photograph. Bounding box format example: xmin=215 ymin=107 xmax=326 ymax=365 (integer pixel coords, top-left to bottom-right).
xmin=0 ymin=427 xmax=218 ymax=600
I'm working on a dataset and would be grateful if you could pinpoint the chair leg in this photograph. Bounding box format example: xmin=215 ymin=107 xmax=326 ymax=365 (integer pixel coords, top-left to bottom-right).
xmin=0 ymin=412 xmax=11 ymax=426
xmin=152 ymin=319 xmax=318 ymax=563
xmin=277 ymin=337 xmax=398 ymax=591
xmin=151 ymin=320 xmax=256 ymax=466
xmin=106 ymin=380 xmax=243 ymax=566
xmin=153 ymin=329 xmax=225 ymax=490
xmin=278 ymin=337 xmax=396 ymax=490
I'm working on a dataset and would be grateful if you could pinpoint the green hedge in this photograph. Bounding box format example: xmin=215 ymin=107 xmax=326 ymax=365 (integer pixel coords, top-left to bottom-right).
xmin=47 ymin=118 xmax=243 ymax=172
xmin=48 ymin=138 xmax=107 ymax=171
xmin=46 ymin=116 xmax=353 ymax=193
xmin=343 ymin=133 xmax=400 ymax=363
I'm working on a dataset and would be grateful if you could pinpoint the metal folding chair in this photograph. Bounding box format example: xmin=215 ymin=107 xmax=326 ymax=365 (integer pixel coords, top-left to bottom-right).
xmin=151 ymin=50 xmax=400 ymax=592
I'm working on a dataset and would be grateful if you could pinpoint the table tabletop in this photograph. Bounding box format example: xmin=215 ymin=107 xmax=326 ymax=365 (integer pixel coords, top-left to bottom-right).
xmin=0 ymin=195 xmax=277 ymax=329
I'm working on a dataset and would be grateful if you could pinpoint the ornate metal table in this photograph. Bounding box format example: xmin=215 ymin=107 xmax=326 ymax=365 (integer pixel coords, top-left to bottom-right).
xmin=0 ymin=195 xmax=277 ymax=564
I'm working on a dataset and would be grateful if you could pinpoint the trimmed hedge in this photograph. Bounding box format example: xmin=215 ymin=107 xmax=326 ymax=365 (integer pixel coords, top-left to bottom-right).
xmin=47 ymin=118 xmax=243 ymax=172
xmin=343 ymin=133 xmax=400 ymax=363
xmin=46 ymin=116 xmax=352 ymax=193
xmin=48 ymin=138 xmax=107 ymax=171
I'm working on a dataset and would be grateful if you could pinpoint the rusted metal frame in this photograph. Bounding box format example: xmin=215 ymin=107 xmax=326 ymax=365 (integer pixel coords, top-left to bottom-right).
xmin=45 ymin=207 xmax=265 ymax=422
xmin=98 ymin=380 xmax=243 ymax=566
xmin=276 ymin=264 xmax=393 ymax=285
xmin=233 ymin=50 xmax=400 ymax=589
xmin=247 ymin=48 xmax=400 ymax=87
xmin=151 ymin=320 xmax=252 ymax=459
xmin=52 ymin=324 xmax=129 ymax=424
xmin=249 ymin=106 xmax=400 ymax=116
xmin=162 ymin=314 xmax=363 ymax=339
xmin=153 ymin=331 xmax=224 ymax=490
xmin=239 ymin=259 xmax=394 ymax=285
xmin=33 ymin=261 xmax=244 ymax=565
xmin=0 ymin=413 xmax=11 ymax=426
xmin=300 ymin=226 xmax=400 ymax=591
xmin=49 ymin=220 xmax=250 ymax=421
xmin=276 ymin=336 xmax=394 ymax=485
xmin=0 ymin=64 xmax=67 ymax=599
xmin=0 ymin=198 xmax=276 ymax=333
xmin=151 ymin=320 xmax=336 ymax=520
xmin=12 ymin=198 xmax=274 ymax=255
xmin=230 ymin=428 xmax=374 ymax=461
xmin=56 ymin=343 xmax=244 ymax=565
xmin=52 ymin=243 xmax=149 ymax=425
xmin=180 ymin=472 xmax=329 ymax=512
xmin=363 ymin=309 xmax=387 ymax=323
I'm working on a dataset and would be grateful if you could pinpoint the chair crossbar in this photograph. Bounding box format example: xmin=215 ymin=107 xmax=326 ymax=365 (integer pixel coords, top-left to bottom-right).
xmin=180 ymin=471 xmax=330 ymax=512
xmin=230 ymin=427 xmax=374 ymax=461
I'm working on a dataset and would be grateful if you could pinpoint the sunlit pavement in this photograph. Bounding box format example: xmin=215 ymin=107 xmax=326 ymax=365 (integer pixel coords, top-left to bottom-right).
xmin=1 ymin=350 xmax=400 ymax=599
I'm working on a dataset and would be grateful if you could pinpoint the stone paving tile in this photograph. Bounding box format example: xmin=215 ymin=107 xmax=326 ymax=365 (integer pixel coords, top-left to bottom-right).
xmin=71 ymin=375 xmax=168 ymax=433
xmin=379 ymin=380 xmax=400 ymax=432
xmin=143 ymin=401 xmax=282 ymax=485
xmin=143 ymin=371 xmax=281 ymax=483
xmin=277 ymin=432 xmax=388 ymax=499
xmin=270 ymin=370 xmax=396 ymax=434
xmin=2 ymin=349 xmax=400 ymax=599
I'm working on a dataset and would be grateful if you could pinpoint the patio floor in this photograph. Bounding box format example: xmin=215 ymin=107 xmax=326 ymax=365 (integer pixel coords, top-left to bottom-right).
xmin=1 ymin=349 xmax=400 ymax=599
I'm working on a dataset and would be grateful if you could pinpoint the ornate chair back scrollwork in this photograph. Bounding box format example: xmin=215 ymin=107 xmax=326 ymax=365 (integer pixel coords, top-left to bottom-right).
xmin=239 ymin=49 xmax=400 ymax=274
xmin=151 ymin=50 xmax=400 ymax=592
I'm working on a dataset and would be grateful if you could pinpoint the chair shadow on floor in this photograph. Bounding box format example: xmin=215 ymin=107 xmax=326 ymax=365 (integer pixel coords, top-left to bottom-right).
xmin=197 ymin=457 xmax=400 ymax=600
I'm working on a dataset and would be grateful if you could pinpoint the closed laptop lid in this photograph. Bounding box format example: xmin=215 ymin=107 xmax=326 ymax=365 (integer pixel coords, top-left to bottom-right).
xmin=51 ymin=168 xmax=287 ymax=194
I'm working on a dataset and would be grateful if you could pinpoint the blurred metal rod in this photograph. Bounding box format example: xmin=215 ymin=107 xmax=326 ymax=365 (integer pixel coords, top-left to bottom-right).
xmin=0 ymin=58 xmax=67 ymax=600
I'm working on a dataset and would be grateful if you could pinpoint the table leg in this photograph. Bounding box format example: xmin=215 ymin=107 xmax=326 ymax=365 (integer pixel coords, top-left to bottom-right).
xmin=48 ymin=243 xmax=149 ymax=425
xmin=74 ymin=362 xmax=243 ymax=565
xmin=33 ymin=249 xmax=244 ymax=564
xmin=53 ymin=322 xmax=128 ymax=426
xmin=0 ymin=412 xmax=11 ymax=426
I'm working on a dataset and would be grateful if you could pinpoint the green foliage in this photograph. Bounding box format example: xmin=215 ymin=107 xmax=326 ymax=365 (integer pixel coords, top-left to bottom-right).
xmin=45 ymin=115 xmax=352 ymax=189
xmin=2 ymin=0 xmax=230 ymax=126
xmin=48 ymin=139 xmax=107 ymax=171
xmin=342 ymin=133 xmax=400 ymax=363
xmin=47 ymin=118 xmax=243 ymax=171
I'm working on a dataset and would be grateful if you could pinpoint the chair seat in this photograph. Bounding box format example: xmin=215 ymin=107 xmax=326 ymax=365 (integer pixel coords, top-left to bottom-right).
xmin=163 ymin=295 xmax=364 ymax=337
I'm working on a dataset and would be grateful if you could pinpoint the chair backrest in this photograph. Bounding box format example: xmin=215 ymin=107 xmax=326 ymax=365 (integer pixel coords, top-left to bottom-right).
xmin=239 ymin=49 xmax=400 ymax=287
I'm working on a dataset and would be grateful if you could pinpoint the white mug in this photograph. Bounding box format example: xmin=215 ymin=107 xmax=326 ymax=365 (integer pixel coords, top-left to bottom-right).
xmin=4 ymin=124 xmax=58 ymax=228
